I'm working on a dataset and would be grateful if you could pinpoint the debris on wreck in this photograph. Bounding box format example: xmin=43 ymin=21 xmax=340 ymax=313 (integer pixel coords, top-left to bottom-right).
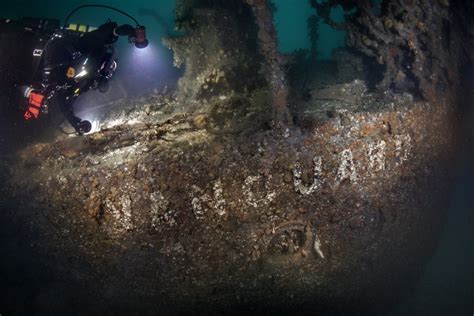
xmin=245 ymin=0 xmax=292 ymax=128
xmin=3 ymin=78 xmax=459 ymax=311
xmin=164 ymin=0 xmax=264 ymax=110
xmin=310 ymin=0 xmax=473 ymax=101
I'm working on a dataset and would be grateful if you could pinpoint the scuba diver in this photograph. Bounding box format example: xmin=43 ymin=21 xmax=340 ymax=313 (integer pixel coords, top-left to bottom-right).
xmin=6 ymin=5 xmax=148 ymax=135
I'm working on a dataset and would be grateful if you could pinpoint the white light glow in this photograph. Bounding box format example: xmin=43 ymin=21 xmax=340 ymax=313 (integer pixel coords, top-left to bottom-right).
xmin=130 ymin=43 xmax=157 ymax=65
xmin=75 ymin=69 xmax=88 ymax=78
xmin=82 ymin=119 xmax=101 ymax=135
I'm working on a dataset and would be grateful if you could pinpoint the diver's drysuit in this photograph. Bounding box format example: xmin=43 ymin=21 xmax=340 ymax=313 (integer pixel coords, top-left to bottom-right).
xmin=24 ymin=21 xmax=136 ymax=134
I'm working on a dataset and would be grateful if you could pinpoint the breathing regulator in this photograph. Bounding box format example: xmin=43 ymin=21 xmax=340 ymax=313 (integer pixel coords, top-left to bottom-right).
xmin=63 ymin=4 xmax=149 ymax=49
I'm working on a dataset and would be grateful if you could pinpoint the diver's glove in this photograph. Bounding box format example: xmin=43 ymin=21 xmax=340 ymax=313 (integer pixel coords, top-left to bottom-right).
xmin=76 ymin=120 xmax=92 ymax=135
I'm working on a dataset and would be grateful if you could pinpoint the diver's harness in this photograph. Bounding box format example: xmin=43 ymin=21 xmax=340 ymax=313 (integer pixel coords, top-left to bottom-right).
xmin=23 ymin=27 xmax=104 ymax=121
xmin=20 ymin=4 xmax=148 ymax=127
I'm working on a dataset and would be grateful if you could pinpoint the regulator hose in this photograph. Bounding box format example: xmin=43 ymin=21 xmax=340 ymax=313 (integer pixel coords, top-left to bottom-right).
xmin=63 ymin=4 xmax=141 ymax=28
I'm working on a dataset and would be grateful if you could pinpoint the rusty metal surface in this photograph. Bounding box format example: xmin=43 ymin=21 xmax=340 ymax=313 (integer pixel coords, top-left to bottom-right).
xmin=2 ymin=88 xmax=459 ymax=311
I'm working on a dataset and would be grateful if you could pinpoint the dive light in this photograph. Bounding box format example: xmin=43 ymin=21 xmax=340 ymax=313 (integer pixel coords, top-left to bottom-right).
xmin=134 ymin=25 xmax=149 ymax=49
xmin=64 ymin=5 xmax=149 ymax=49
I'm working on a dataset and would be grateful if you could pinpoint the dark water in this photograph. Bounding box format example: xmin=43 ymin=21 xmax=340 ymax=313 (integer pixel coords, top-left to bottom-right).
xmin=392 ymin=66 xmax=474 ymax=315
xmin=0 ymin=1 xmax=473 ymax=314
xmin=394 ymin=150 xmax=474 ymax=315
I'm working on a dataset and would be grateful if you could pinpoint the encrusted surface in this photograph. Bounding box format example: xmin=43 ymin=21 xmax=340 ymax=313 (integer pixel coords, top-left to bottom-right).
xmin=2 ymin=88 xmax=457 ymax=311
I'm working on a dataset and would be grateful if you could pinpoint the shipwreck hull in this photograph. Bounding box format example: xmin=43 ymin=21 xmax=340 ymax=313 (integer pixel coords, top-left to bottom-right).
xmin=3 ymin=93 xmax=457 ymax=312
